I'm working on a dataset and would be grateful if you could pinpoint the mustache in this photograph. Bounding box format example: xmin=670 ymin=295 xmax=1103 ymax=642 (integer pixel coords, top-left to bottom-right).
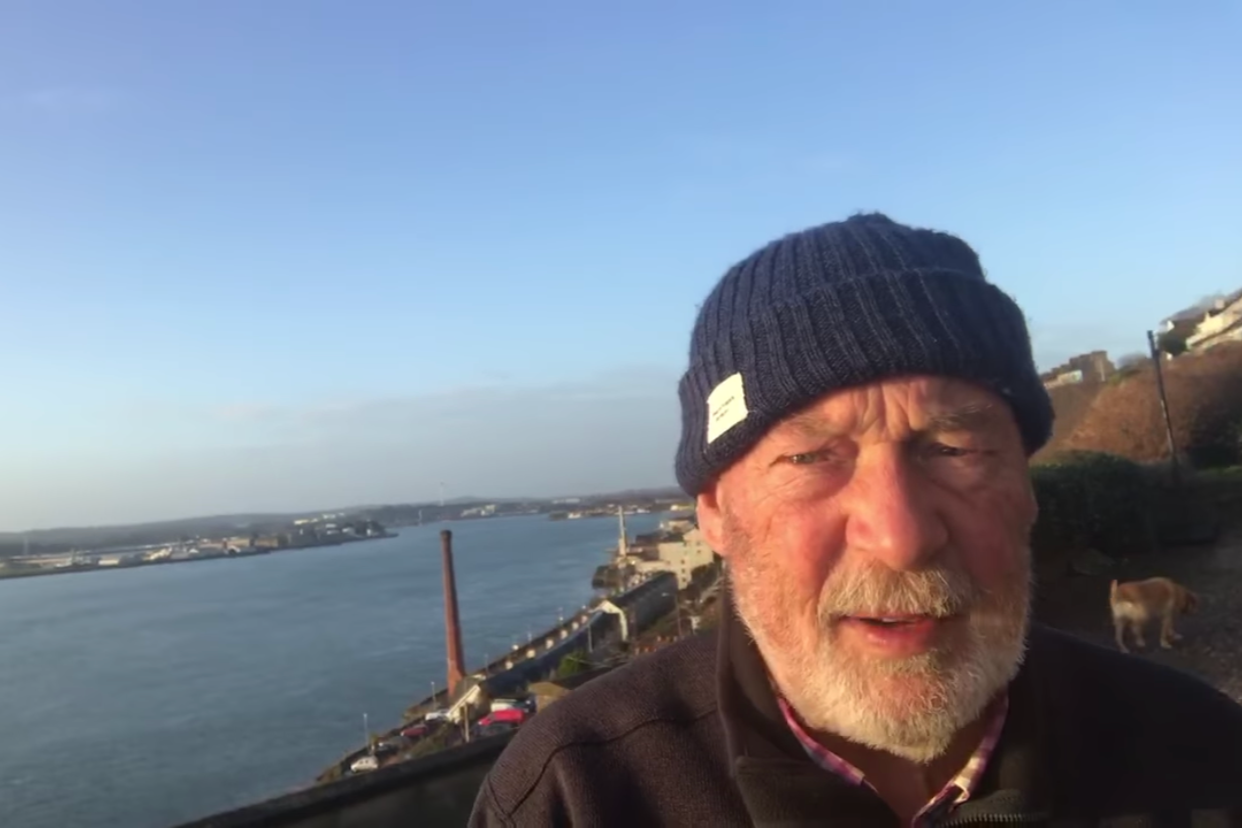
xmin=818 ymin=564 xmax=980 ymax=620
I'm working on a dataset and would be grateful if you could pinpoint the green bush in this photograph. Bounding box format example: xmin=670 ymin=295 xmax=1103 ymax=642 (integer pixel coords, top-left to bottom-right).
xmin=1030 ymin=451 xmax=1156 ymax=559
xmin=1186 ymin=419 xmax=1242 ymax=469
xmin=553 ymin=650 xmax=591 ymax=679
xmin=1157 ymin=331 xmax=1188 ymax=357
xmin=402 ymin=727 xmax=454 ymax=760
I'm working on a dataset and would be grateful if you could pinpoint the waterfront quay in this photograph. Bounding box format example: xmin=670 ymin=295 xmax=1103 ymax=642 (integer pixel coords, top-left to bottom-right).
xmin=306 ymin=511 xmax=722 ymax=784
xmin=299 ymin=511 xmax=722 ymax=785
xmin=316 ymin=562 xmax=682 ymax=783
xmin=173 ymin=536 xmax=720 ymax=828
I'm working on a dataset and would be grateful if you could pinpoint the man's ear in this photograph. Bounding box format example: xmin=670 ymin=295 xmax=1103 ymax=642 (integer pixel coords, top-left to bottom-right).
xmin=696 ymin=484 xmax=729 ymax=560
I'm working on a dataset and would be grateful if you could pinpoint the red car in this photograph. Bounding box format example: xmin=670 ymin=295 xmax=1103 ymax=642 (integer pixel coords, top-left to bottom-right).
xmin=399 ymin=723 xmax=429 ymax=739
xmin=478 ymin=707 xmax=527 ymax=728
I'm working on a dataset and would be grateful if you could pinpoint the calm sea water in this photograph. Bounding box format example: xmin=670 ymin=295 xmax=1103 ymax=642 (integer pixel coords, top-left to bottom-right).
xmin=0 ymin=512 xmax=664 ymax=828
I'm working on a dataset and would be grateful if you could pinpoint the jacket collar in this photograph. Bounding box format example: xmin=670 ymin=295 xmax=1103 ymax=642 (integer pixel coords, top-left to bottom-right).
xmin=714 ymin=583 xmax=806 ymax=763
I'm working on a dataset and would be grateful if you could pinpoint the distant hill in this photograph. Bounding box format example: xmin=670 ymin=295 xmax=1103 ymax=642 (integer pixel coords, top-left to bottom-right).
xmin=0 ymin=513 xmax=307 ymax=561
xmin=442 ymin=496 xmax=528 ymax=505
xmin=1 ymin=485 xmax=687 ymax=558
xmin=570 ymin=486 xmax=685 ymax=503
xmin=0 ymin=512 xmax=305 ymax=548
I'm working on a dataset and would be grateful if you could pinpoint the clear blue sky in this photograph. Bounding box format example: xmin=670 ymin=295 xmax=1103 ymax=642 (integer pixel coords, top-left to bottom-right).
xmin=2 ymin=1 xmax=1239 ymax=529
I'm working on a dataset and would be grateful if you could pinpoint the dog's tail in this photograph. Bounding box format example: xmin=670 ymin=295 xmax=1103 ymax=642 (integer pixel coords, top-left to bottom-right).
xmin=1109 ymin=579 xmax=1119 ymax=603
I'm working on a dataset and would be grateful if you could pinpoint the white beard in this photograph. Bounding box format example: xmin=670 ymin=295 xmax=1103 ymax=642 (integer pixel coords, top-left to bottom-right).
xmin=730 ymin=553 xmax=1031 ymax=765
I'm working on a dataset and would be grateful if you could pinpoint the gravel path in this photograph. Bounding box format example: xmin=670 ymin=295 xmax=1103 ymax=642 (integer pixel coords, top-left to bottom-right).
xmin=1035 ymin=524 xmax=1242 ymax=703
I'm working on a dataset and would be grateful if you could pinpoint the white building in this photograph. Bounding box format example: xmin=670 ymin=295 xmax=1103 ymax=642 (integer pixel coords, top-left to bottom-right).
xmin=1185 ymin=291 xmax=1242 ymax=352
xmin=1160 ymin=289 xmax=1242 ymax=354
xmin=631 ymin=527 xmax=717 ymax=589
xmin=1043 ymin=369 xmax=1084 ymax=389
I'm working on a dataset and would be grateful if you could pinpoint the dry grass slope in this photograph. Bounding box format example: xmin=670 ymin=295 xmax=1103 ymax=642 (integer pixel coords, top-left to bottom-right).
xmin=1047 ymin=343 xmax=1242 ymax=468
xmin=1035 ymin=382 xmax=1107 ymax=461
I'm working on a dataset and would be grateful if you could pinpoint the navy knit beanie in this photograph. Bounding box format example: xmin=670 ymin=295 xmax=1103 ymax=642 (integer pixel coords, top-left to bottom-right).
xmin=674 ymin=212 xmax=1054 ymax=497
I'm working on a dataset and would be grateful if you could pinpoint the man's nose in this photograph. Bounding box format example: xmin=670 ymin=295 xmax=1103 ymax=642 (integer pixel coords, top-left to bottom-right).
xmin=840 ymin=445 xmax=949 ymax=571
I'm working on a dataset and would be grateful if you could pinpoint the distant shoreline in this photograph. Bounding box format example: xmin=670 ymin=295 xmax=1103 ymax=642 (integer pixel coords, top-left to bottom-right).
xmin=0 ymin=531 xmax=399 ymax=583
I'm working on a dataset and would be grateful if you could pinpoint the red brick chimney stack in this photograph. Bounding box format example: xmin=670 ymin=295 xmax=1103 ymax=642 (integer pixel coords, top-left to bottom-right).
xmin=440 ymin=529 xmax=466 ymax=694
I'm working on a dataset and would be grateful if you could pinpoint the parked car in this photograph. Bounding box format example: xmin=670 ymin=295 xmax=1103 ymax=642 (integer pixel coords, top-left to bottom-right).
xmin=478 ymin=707 xmax=527 ymax=728
xmin=400 ymin=723 xmax=429 ymax=740
xmin=373 ymin=739 xmax=403 ymax=758
xmin=349 ymin=755 xmax=379 ymax=773
xmin=489 ymin=698 xmax=523 ymax=713
xmin=424 ymin=708 xmax=450 ymax=722
xmin=476 ymin=722 xmax=516 ymax=738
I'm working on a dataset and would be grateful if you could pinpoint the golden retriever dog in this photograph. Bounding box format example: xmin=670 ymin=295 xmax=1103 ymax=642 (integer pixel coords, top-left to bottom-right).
xmin=1109 ymin=577 xmax=1199 ymax=653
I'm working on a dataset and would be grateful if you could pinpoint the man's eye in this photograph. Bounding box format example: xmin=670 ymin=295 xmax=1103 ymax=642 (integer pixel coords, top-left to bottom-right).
xmin=786 ymin=451 xmax=834 ymax=466
xmin=924 ymin=442 xmax=982 ymax=460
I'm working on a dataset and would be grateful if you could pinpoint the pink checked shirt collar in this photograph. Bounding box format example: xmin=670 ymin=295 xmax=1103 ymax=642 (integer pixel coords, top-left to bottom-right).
xmin=776 ymin=693 xmax=1009 ymax=828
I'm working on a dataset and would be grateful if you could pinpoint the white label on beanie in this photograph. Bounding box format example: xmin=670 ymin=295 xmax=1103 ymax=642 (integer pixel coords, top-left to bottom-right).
xmin=707 ymin=372 xmax=748 ymax=444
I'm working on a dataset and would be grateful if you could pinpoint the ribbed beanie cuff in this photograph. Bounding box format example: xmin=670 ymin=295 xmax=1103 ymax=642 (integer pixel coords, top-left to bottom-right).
xmin=674 ymin=214 xmax=1053 ymax=497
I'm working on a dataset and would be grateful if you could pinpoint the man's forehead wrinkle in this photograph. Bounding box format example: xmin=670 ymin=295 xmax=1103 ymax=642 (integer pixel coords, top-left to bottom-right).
xmin=923 ymin=401 xmax=999 ymax=432
xmin=858 ymin=387 xmax=887 ymax=437
xmin=777 ymin=408 xmax=838 ymax=439
xmin=773 ymin=389 xmax=997 ymax=443
xmin=778 ymin=386 xmax=886 ymax=437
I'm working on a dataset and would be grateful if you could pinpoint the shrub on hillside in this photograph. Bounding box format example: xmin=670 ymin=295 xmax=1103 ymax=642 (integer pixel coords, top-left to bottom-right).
xmin=402 ymin=728 xmax=454 ymax=760
xmin=1063 ymin=342 xmax=1242 ymax=469
xmin=1115 ymin=352 xmax=1148 ymax=371
xmin=1158 ymin=332 xmax=1188 ymax=357
xmin=553 ymin=650 xmax=591 ymax=679
xmin=1030 ymin=451 xmax=1156 ymax=559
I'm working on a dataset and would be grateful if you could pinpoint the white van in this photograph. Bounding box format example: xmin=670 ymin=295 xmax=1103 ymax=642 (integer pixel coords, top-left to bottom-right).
xmin=490 ymin=699 xmax=523 ymax=713
xmin=349 ymin=754 xmax=379 ymax=773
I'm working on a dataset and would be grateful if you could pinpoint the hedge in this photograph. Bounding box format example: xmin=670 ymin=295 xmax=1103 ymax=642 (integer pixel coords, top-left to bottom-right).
xmin=1030 ymin=451 xmax=1157 ymax=559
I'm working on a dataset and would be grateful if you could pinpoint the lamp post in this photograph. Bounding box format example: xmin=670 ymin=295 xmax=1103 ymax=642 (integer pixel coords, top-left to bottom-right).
xmin=1146 ymin=329 xmax=1182 ymax=488
xmin=660 ymin=590 xmax=684 ymax=639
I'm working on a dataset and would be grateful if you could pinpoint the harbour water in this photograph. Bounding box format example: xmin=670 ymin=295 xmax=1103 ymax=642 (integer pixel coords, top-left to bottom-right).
xmin=0 ymin=512 xmax=665 ymax=828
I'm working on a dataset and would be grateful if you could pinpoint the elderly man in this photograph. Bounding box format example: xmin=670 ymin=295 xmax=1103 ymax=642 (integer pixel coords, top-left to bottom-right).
xmin=470 ymin=214 xmax=1242 ymax=826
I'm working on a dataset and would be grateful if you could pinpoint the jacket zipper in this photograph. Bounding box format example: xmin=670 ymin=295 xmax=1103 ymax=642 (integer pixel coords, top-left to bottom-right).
xmin=933 ymin=814 xmax=1048 ymax=824
xmin=933 ymin=811 xmax=1050 ymax=826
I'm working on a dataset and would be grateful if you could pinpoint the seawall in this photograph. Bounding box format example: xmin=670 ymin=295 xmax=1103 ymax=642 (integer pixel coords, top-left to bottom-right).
xmin=318 ymin=571 xmax=677 ymax=782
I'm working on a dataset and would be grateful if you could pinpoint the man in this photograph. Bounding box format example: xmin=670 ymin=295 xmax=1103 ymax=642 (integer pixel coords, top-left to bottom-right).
xmin=469 ymin=214 xmax=1242 ymax=827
